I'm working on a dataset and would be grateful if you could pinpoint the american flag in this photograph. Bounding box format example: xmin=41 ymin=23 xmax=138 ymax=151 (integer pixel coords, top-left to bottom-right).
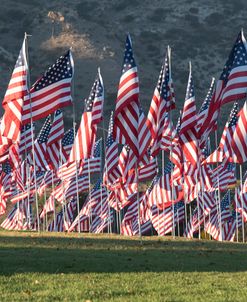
xmin=19 ymin=123 xmax=35 ymax=155
xmin=231 ymin=100 xmax=247 ymax=163
xmin=147 ymin=47 xmax=175 ymax=157
xmin=113 ymin=34 xmax=140 ymax=159
xmin=212 ymin=160 xmax=236 ymax=191
xmin=202 ymin=31 xmax=247 ymax=141
xmin=219 ymin=103 xmax=239 ymax=161
xmin=180 ymin=64 xmax=198 ymax=166
xmin=69 ymin=70 xmax=104 ymax=163
xmin=197 ymin=77 xmax=215 ymax=140
xmin=1 ymin=37 xmax=28 ymax=142
xmin=160 ymin=112 xmax=176 ymax=153
xmin=220 ymin=191 xmax=232 ymax=222
xmin=22 ymin=50 xmax=74 ymax=124
xmin=62 ymin=128 xmax=74 ymax=156
xmin=28 ymin=116 xmax=52 ymax=170
xmin=46 ymin=109 xmax=66 ymax=170
xmin=219 ymin=30 xmax=247 ymax=105
xmin=103 ymin=112 xmax=121 ymax=185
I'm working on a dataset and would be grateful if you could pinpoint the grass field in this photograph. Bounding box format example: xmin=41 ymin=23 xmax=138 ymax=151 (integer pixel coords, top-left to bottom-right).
xmin=1 ymin=231 xmax=247 ymax=301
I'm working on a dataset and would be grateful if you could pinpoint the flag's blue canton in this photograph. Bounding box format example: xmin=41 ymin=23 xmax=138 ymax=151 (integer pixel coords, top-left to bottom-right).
xmin=174 ymin=201 xmax=184 ymax=211
xmin=106 ymin=113 xmax=114 ymax=147
xmin=21 ymin=123 xmax=34 ymax=133
xmin=93 ymin=139 xmax=102 ymax=157
xmin=220 ymin=192 xmax=230 ymax=212
xmin=33 ymin=51 xmax=73 ymax=91
xmin=148 ymin=176 xmax=159 ymax=193
xmin=228 ymin=102 xmax=239 ymax=127
xmin=92 ymin=178 xmax=102 ymax=192
xmin=157 ymin=54 xmax=170 ymax=100
xmin=62 ymin=128 xmax=74 ymax=146
xmin=175 ymin=114 xmax=182 ymax=133
xmin=36 ymin=171 xmax=45 ymax=178
xmin=186 ymin=72 xmax=195 ymax=100
xmin=164 ymin=160 xmax=173 ymax=174
xmin=199 ymin=80 xmax=215 ymax=114
xmin=226 ymin=162 xmax=235 ymax=172
xmin=122 ymin=34 xmax=136 ymax=74
xmin=202 ymin=138 xmax=211 ymax=158
xmin=220 ymin=32 xmax=247 ymax=82
xmin=3 ymin=161 xmax=12 ymax=174
xmin=55 ymin=109 xmax=62 ymax=116
xmin=15 ymin=46 xmax=25 ymax=68
xmin=37 ymin=117 xmax=51 ymax=143
xmin=85 ymin=74 xmax=103 ymax=112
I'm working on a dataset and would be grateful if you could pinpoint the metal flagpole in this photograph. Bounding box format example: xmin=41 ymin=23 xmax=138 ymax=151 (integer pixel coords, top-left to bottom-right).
xmin=25 ymin=32 xmax=40 ymax=232
xmin=239 ymin=165 xmax=245 ymax=243
xmin=70 ymin=52 xmax=81 ymax=234
xmin=135 ymin=162 xmax=142 ymax=242
xmin=168 ymin=45 xmax=176 ymax=239
xmin=51 ymin=170 xmax=56 ymax=232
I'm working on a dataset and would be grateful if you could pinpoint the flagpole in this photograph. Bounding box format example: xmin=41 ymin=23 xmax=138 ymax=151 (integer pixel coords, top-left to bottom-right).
xmin=102 ymin=115 xmax=112 ymax=234
xmin=135 ymin=162 xmax=142 ymax=242
xmin=25 ymin=33 xmax=40 ymax=233
xmin=71 ymin=57 xmax=81 ymax=234
xmin=51 ymin=171 xmax=56 ymax=232
xmin=168 ymin=45 xmax=176 ymax=239
xmin=239 ymin=165 xmax=245 ymax=242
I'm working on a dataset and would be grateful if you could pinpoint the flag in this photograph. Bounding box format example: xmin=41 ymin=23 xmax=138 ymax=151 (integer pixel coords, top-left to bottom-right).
xmin=179 ymin=63 xmax=198 ymax=166
xmin=147 ymin=48 xmax=175 ymax=156
xmin=68 ymin=70 xmax=104 ymax=163
xmin=103 ymin=112 xmax=121 ymax=185
xmin=113 ymin=34 xmax=140 ymax=158
xmin=219 ymin=30 xmax=247 ymax=106
xmin=27 ymin=116 xmax=52 ymax=170
xmin=22 ymin=50 xmax=74 ymax=124
xmin=231 ymin=100 xmax=247 ymax=163
xmin=1 ymin=37 xmax=28 ymax=142
xmin=46 ymin=109 xmax=66 ymax=169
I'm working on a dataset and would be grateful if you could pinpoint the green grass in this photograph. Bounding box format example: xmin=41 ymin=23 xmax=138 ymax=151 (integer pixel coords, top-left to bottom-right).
xmin=1 ymin=231 xmax=247 ymax=301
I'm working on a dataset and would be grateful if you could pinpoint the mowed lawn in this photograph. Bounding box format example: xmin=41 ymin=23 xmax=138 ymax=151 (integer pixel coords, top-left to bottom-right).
xmin=0 ymin=232 xmax=247 ymax=301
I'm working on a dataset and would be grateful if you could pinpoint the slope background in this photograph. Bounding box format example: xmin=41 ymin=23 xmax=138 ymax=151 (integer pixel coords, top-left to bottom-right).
xmin=0 ymin=0 xmax=246 ymax=130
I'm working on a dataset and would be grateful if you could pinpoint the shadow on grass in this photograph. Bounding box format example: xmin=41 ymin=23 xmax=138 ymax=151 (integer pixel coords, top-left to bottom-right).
xmin=0 ymin=235 xmax=247 ymax=275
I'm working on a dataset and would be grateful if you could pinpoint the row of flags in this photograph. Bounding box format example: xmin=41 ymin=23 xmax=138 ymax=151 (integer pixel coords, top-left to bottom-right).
xmin=1 ymin=30 xmax=247 ymax=241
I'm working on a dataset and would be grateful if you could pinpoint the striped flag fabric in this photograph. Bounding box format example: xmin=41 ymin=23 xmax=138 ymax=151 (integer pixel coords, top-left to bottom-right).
xmin=231 ymin=100 xmax=247 ymax=163
xmin=113 ymin=34 xmax=140 ymax=159
xmin=68 ymin=70 xmax=104 ymax=163
xmin=147 ymin=47 xmax=175 ymax=156
xmin=22 ymin=50 xmax=74 ymax=124
xmin=27 ymin=116 xmax=52 ymax=171
xmin=46 ymin=109 xmax=66 ymax=170
xmin=218 ymin=30 xmax=247 ymax=106
xmin=1 ymin=37 xmax=28 ymax=142
xmin=103 ymin=112 xmax=121 ymax=185
xmin=179 ymin=63 xmax=198 ymax=166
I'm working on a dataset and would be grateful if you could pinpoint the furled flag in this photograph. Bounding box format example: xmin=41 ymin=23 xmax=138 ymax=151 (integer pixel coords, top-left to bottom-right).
xmin=27 ymin=116 xmax=52 ymax=170
xmin=206 ymin=102 xmax=239 ymax=164
xmin=46 ymin=109 xmax=66 ymax=169
xmin=103 ymin=112 xmax=121 ymax=185
xmin=231 ymin=100 xmax=247 ymax=163
xmin=68 ymin=69 xmax=104 ymax=163
xmin=1 ymin=37 xmax=28 ymax=142
xmin=179 ymin=63 xmax=198 ymax=166
xmin=22 ymin=50 xmax=74 ymax=124
xmin=113 ymin=34 xmax=140 ymax=159
xmin=197 ymin=77 xmax=215 ymax=142
xmin=218 ymin=30 xmax=247 ymax=106
xmin=147 ymin=46 xmax=175 ymax=156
